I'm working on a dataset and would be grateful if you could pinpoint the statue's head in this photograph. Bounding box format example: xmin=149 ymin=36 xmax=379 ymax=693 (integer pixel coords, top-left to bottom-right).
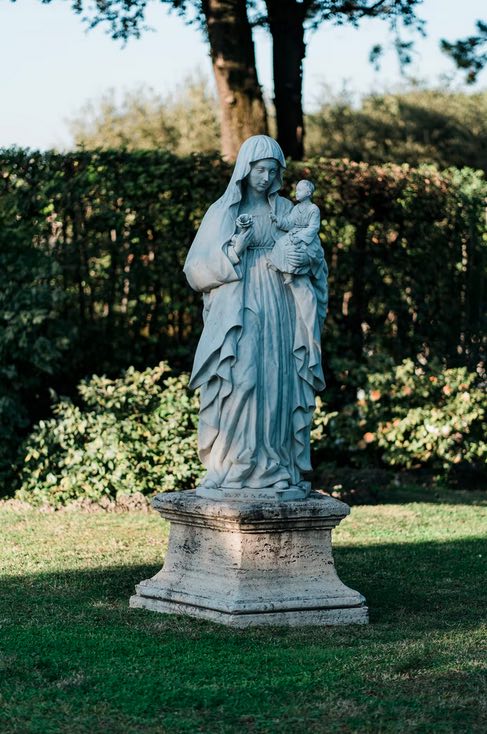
xmin=231 ymin=136 xmax=286 ymax=199
xmin=295 ymin=180 xmax=315 ymax=202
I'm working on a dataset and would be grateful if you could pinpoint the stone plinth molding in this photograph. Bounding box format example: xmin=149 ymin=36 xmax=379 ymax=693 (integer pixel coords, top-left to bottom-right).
xmin=130 ymin=490 xmax=368 ymax=627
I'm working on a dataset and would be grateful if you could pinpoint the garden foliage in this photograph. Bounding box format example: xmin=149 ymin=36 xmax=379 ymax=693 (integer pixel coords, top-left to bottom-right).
xmin=0 ymin=188 xmax=73 ymax=489
xmin=312 ymin=359 xmax=486 ymax=473
xmin=0 ymin=149 xmax=485 ymax=498
xmin=68 ymin=75 xmax=220 ymax=155
xmin=18 ymin=364 xmax=202 ymax=506
xmin=307 ymin=89 xmax=487 ymax=173
xmin=17 ymin=360 xmax=485 ymax=507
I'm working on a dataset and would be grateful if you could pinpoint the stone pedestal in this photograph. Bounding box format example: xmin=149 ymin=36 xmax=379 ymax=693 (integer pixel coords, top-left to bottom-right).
xmin=130 ymin=490 xmax=368 ymax=627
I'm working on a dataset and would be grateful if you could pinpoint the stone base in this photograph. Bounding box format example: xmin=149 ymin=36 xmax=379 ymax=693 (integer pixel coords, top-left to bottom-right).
xmin=130 ymin=490 xmax=368 ymax=627
xmin=130 ymin=595 xmax=368 ymax=628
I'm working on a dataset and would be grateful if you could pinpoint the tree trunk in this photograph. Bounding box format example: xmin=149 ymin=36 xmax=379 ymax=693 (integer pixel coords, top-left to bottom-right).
xmin=202 ymin=0 xmax=268 ymax=161
xmin=266 ymin=0 xmax=306 ymax=160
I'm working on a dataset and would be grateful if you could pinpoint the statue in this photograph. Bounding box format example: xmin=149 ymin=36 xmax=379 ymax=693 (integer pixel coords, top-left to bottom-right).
xmin=183 ymin=136 xmax=328 ymax=500
xmin=130 ymin=136 xmax=368 ymax=625
xmin=267 ymin=179 xmax=322 ymax=285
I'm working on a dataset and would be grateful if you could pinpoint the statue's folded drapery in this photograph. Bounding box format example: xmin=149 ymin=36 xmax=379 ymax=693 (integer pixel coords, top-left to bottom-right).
xmin=184 ymin=136 xmax=328 ymax=490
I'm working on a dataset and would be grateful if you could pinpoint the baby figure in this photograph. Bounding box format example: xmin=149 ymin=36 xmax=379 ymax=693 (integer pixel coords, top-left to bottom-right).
xmin=268 ymin=179 xmax=321 ymax=284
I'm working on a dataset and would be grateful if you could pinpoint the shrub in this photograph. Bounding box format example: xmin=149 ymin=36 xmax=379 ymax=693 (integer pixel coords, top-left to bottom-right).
xmin=1 ymin=150 xmax=484 ymax=385
xmin=312 ymin=359 xmax=486 ymax=473
xmin=306 ymin=88 xmax=487 ymax=173
xmin=17 ymin=363 xmax=203 ymax=507
xmin=17 ymin=359 xmax=485 ymax=507
xmin=1 ymin=150 xmax=485 ymax=495
xmin=0 ymin=189 xmax=73 ymax=491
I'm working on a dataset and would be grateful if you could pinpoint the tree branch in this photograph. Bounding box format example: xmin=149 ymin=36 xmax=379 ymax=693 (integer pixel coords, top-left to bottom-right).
xmin=441 ymin=20 xmax=487 ymax=84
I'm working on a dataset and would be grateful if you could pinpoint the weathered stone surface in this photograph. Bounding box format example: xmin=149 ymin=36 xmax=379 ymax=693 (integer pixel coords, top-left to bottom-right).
xmin=183 ymin=136 xmax=328 ymax=496
xmin=130 ymin=490 xmax=368 ymax=627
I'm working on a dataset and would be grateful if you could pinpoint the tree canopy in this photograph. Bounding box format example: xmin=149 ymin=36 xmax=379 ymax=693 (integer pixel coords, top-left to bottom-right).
xmin=69 ymin=74 xmax=220 ymax=154
xmin=441 ymin=20 xmax=487 ymax=84
xmin=17 ymin=1 xmax=486 ymax=159
xmin=26 ymin=0 xmax=427 ymax=158
xmin=306 ymin=87 xmax=487 ymax=172
xmin=69 ymin=79 xmax=487 ymax=176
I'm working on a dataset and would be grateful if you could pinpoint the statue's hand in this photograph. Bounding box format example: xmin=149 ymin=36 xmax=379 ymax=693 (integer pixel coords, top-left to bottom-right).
xmin=287 ymin=246 xmax=309 ymax=268
xmin=235 ymin=224 xmax=254 ymax=255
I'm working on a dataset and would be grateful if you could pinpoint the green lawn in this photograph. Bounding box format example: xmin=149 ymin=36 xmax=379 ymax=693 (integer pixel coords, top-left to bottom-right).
xmin=1 ymin=488 xmax=486 ymax=733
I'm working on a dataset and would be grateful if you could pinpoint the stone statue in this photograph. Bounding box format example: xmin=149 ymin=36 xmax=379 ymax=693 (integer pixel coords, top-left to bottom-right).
xmin=267 ymin=179 xmax=322 ymax=285
xmin=130 ymin=136 xmax=367 ymax=625
xmin=183 ymin=135 xmax=328 ymax=501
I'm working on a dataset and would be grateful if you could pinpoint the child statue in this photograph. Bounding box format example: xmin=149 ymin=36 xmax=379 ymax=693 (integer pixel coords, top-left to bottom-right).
xmin=268 ymin=179 xmax=321 ymax=284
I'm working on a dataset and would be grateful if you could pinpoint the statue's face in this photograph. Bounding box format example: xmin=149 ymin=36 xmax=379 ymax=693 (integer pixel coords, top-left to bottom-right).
xmin=296 ymin=181 xmax=312 ymax=201
xmin=248 ymin=158 xmax=279 ymax=193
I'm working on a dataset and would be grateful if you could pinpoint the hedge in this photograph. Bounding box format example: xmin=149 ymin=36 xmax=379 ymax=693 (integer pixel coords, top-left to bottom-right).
xmin=1 ymin=149 xmax=485 ymax=494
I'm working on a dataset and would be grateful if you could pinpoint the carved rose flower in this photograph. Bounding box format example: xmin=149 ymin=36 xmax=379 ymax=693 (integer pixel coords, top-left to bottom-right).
xmin=236 ymin=214 xmax=253 ymax=229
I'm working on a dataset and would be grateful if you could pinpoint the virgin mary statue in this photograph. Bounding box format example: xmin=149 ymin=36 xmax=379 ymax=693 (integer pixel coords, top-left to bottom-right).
xmin=184 ymin=135 xmax=328 ymax=500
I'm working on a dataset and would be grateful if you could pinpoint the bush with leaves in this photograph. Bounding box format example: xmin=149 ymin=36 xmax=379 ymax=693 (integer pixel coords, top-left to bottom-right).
xmin=312 ymin=359 xmax=486 ymax=473
xmin=17 ymin=363 xmax=203 ymax=507
xmin=18 ymin=358 xmax=486 ymax=507
xmin=0 ymin=189 xmax=73 ymax=490
xmin=1 ymin=149 xmax=486 ymax=497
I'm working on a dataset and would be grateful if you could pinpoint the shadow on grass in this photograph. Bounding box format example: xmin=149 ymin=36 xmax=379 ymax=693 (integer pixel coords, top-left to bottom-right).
xmin=2 ymin=536 xmax=485 ymax=632
xmin=343 ymin=487 xmax=487 ymax=508
xmin=313 ymin=465 xmax=487 ymax=507
xmin=367 ymin=486 xmax=487 ymax=507
xmin=1 ymin=537 xmax=486 ymax=733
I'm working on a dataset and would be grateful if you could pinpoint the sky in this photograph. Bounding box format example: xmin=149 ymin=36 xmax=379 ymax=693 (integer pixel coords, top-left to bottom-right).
xmin=1 ymin=0 xmax=486 ymax=150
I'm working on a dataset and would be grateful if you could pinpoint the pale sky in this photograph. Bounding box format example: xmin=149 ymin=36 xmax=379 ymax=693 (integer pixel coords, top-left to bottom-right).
xmin=1 ymin=0 xmax=486 ymax=150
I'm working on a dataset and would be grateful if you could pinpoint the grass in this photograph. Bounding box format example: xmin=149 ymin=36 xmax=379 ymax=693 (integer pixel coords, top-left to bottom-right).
xmin=1 ymin=486 xmax=486 ymax=733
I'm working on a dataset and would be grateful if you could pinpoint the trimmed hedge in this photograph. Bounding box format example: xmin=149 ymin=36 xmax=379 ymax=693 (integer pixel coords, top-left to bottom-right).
xmin=1 ymin=150 xmax=486 ymax=494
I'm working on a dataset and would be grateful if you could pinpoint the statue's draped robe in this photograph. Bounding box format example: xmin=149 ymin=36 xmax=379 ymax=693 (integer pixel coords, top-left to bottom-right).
xmin=184 ymin=136 xmax=328 ymax=489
